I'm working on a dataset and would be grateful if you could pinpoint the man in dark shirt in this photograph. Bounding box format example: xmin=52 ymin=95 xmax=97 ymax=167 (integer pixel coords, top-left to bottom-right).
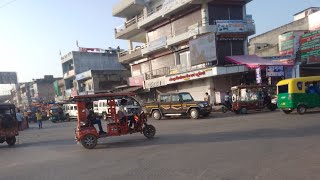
xmin=87 ymin=109 xmax=106 ymax=135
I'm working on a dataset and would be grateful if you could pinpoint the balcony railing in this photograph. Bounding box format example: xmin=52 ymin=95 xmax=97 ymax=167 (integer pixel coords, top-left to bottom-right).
xmin=115 ymin=14 xmax=143 ymax=34
xmin=145 ymin=67 xmax=170 ymax=80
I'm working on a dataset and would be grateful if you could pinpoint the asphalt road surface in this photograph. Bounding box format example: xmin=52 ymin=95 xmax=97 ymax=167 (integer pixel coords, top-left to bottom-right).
xmin=1 ymin=110 xmax=320 ymax=180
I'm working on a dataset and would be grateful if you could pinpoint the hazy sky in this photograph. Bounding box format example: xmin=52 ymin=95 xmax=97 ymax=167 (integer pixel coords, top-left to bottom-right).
xmin=0 ymin=0 xmax=319 ymax=83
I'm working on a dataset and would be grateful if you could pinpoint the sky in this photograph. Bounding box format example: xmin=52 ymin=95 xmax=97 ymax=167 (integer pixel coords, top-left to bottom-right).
xmin=0 ymin=0 xmax=320 ymax=84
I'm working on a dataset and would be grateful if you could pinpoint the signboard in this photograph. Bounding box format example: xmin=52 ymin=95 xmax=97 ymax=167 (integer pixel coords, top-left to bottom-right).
xmin=300 ymin=29 xmax=320 ymax=63
xmin=189 ymin=33 xmax=217 ymax=66
xmin=167 ymin=68 xmax=213 ymax=84
xmin=128 ymin=76 xmax=144 ymax=87
xmin=0 ymin=72 xmax=18 ymax=84
xmin=144 ymin=76 xmax=166 ymax=89
xmin=262 ymin=55 xmax=295 ymax=65
xmin=279 ymin=31 xmax=305 ymax=56
xmin=255 ymin=67 xmax=262 ymax=84
xmin=216 ymin=20 xmax=245 ymax=33
xmin=266 ymin=66 xmax=285 ymax=77
xmin=75 ymin=70 xmax=92 ymax=81
xmin=285 ymin=67 xmax=293 ymax=79
xmin=217 ymin=34 xmax=246 ymax=41
xmin=308 ymin=11 xmax=320 ymax=31
xmin=147 ymin=37 xmax=167 ymax=52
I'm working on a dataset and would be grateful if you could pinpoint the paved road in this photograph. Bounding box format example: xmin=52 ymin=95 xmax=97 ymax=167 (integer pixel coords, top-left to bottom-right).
xmin=1 ymin=110 xmax=320 ymax=180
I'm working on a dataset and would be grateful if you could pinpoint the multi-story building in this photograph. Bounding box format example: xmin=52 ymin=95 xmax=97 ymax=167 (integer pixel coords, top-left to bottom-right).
xmin=30 ymin=75 xmax=62 ymax=102
xmin=113 ymin=0 xmax=255 ymax=102
xmin=60 ymin=48 xmax=129 ymax=98
xmin=249 ymin=7 xmax=320 ymax=77
xmin=19 ymin=82 xmax=32 ymax=108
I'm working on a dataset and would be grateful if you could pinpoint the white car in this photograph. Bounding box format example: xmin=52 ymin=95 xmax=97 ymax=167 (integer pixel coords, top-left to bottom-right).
xmin=94 ymin=99 xmax=141 ymax=120
xmin=63 ymin=104 xmax=78 ymax=119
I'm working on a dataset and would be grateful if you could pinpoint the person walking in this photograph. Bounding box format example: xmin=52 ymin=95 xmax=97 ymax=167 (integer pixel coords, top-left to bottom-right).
xmin=204 ymin=92 xmax=211 ymax=105
xmin=16 ymin=109 xmax=23 ymax=131
xmin=36 ymin=110 xmax=43 ymax=129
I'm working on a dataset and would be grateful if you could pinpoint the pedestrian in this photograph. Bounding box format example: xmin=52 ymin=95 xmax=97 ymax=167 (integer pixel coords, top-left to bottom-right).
xmin=36 ymin=110 xmax=43 ymax=129
xmin=23 ymin=110 xmax=29 ymax=128
xmin=16 ymin=109 xmax=23 ymax=131
xmin=204 ymin=92 xmax=211 ymax=105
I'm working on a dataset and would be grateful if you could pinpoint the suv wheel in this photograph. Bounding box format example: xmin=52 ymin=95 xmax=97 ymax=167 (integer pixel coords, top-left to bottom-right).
xmin=190 ymin=108 xmax=200 ymax=119
xmin=152 ymin=110 xmax=162 ymax=120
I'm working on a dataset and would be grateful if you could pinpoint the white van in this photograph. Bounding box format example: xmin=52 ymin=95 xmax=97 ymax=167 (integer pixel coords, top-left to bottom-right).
xmin=63 ymin=103 xmax=78 ymax=119
xmin=94 ymin=99 xmax=141 ymax=120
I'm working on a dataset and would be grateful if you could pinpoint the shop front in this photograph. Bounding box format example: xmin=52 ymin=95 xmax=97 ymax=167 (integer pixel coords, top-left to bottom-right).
xmin=226 ymin=55 xmax=294 ymax=85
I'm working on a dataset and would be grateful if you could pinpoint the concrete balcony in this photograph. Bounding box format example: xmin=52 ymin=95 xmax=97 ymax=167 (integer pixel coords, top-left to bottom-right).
xmin=63 ymin=69 xmax=75 ymax=79
xmin=138 ymin=7 xmax=164 ymax=29
xmin=118 ymin=48 xmax=144 ymax=64
xmin=162 ymin=0 xmax=193 ymax=17
xmin=115 ymin=16 xmax=145 ymax=40
xmin=167 ymin=22 xmax=217 ymax=46
xmin=112 ymin=0 xmax=145 ymax=18
xmin=138 ymin=0 xmax=193 ymax=28
xmin=141 ymin=37 xmax=167 ymax=55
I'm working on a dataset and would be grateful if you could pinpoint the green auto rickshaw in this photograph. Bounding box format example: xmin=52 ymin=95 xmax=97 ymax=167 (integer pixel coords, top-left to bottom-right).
xmin=277 ymin=76 xmax=320 ymax=115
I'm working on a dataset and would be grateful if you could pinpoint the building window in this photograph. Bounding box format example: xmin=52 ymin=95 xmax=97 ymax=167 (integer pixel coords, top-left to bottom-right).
xmin=216 ymin=40 xmax=244 ymax=65
xmin=208 ymin=5 xmax=244 ymax=24
xmin=178 ymin=51 xmax=191 ymax=68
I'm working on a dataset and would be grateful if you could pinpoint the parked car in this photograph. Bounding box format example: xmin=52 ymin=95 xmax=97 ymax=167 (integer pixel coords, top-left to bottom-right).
xmin=63 ymin=104 xmax=78 ymax=119
xmin=145 ymin=92 xmax=212 ymax=120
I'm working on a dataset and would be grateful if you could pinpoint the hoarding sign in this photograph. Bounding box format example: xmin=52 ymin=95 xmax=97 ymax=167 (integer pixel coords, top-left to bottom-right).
xmin=144 ymin=76 xmax=166 ymax=89
xmin=255 ymin=67 xmax=262 ymax=84
xmin=216 ymin=20 xmax=245 ymax=33
xmin=189 ymin=33 xmax=217 ymax=66
xmin=217 ymin=34 xmax=246 ymax=41
xmin=300 ymin=29 xmax=320 ymax=64
xmin=0 ymin=72 xmax=18 ymax=84
xmin=128 ymin=76 xmax=144 ymax=87
xmin=147 ymin=37 xmax=167 ymax=52
xmin=279 ymin=31 xmax=305 ymax=56
xmin=266 ymin=66 xmax=285 ymax=77
xmin=167 ymin=68 xmax=213 ymax=84
xmin=75 ymin=71 xmax=92 ymax=81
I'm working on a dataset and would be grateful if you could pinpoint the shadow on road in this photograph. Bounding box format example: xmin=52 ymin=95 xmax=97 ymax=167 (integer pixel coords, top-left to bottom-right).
xmin=97 ymin=124 xmax=320 ymax=149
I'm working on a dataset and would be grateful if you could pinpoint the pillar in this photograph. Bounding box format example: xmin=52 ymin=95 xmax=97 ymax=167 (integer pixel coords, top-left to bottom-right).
xmin=128 ymin=40 xmax=133 ymax=50
xmin=201 ymin=2 xmax=209 ymax=26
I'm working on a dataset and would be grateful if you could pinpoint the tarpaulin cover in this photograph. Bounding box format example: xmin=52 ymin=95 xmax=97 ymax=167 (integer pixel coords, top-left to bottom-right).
xmin=225 ymin=55 xmax=294 ymax=68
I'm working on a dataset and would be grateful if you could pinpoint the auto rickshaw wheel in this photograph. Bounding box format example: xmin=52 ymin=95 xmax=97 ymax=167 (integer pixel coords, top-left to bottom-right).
xmin=81 ymin=134 xmax=97 ymax=149
xmin=268 ymin=104 xmax=277 ymax=111
xmin=190 ymin=108 xmax=200 ymax=119
xmin=6 ymin=137 xmax=16 ymax=146
xmin=283 ymin=109 xmax=292 ymax=114
xmin=143 ymin=125 xmax=156 ymax=138
xmin=297 ymin=105 xmax=307 ymax=115
xmin=152 ymin=110 xmax=162 ymax=120
xmin=240 ymin=107 xmax=248 ymax=114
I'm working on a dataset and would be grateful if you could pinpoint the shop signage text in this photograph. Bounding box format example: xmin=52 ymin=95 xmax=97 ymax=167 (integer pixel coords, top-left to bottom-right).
xmin=167 ymin=69 xmax=213 ymax=84
xmin=216 ymin=20 xmax=245 ymax=33
xmin=266 ymin=66 xmax=284 ymax=77
xmin=129 ymin=76 xmax=144 ymax=87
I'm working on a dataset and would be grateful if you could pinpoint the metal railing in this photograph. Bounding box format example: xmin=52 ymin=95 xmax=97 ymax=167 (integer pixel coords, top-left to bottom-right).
xmin=145 ymin=67 xmax=170 ymax=80
xmin=115 ymin=14 xmax=143 ymax=33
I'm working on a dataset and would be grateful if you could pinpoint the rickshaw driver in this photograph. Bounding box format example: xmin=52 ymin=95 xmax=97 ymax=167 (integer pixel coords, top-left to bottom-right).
xmin=118 ymin=99 xmax=135 ymax=130
xmin=84 ymin=103 xmax=106 ymax=135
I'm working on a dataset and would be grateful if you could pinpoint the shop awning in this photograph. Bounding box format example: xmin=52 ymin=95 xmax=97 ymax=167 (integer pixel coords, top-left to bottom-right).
xmin=226 ymin=55 xmax=294 ymax=68
xmin=120 ymin=86 xmax=143 ymax=93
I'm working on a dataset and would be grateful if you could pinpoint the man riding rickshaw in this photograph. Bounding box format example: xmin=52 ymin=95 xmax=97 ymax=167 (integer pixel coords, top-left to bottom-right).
xmin=74 ymin=93 xmax=156 ymax=149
